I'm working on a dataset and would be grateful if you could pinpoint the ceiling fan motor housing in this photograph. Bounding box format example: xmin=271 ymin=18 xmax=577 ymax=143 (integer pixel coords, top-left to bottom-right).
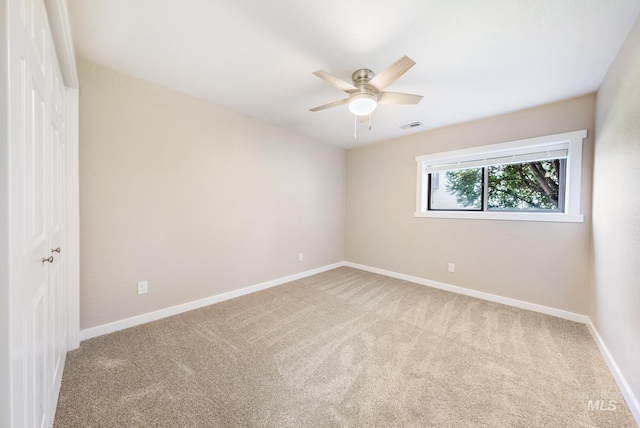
xmin=351 ymin=68 xmax=378 ymax=109
xmin=352 ymin=69 xmax=375 ymax=87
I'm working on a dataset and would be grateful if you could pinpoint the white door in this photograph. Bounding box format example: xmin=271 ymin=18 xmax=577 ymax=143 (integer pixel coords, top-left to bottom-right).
xmin=47 ymin=48 xmax=68 ymax=413
xmin=8 ymin=0 xmax=68 ymax=426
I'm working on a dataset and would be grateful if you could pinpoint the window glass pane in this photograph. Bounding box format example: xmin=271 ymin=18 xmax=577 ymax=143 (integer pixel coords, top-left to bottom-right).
xmin=430 ymin=168 xmax=482 ymax=210
xmin=487 ymin=159 xmax=563 ymax=211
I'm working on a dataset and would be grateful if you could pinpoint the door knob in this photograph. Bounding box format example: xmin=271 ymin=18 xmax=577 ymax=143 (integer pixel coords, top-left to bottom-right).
xmin=42 ymin=256 xmax=54 ymax=263
xmin=51 ymin=247 xmax=61 ymax=253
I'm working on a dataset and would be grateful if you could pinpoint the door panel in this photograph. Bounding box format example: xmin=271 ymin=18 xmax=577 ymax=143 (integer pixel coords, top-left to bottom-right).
xmin=26 ymin=72 xmax=47 ymax=246
xmin=48 ymin=55 xmax=67 ymax=405
xmin=26 ymin=285 xmax=48 ymax=428
xmin=21 ymin=46 xmax=50 ymax=428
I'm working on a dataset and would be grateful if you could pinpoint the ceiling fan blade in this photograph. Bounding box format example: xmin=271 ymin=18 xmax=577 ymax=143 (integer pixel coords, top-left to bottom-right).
xmin=313 ymin=70 xmax=358 ymax=93
xmin=368 ymin=56 xmax=416 ymax=92
xmin=377 ymin=91 xmax=423 ymax=105
xmin=309 ymin=97 xmax=350 ymax=112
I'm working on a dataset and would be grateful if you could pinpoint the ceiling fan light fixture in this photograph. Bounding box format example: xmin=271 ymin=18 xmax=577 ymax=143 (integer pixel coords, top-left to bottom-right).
xmin=349 ymin=94 xmax=377 ymax=116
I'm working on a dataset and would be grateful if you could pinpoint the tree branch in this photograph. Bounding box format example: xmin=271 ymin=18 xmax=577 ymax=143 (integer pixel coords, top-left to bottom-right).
xmin=528 ymin=162 xmax=558 ymax=205
xmin=490 ymin=187 xmax=537 ymax=208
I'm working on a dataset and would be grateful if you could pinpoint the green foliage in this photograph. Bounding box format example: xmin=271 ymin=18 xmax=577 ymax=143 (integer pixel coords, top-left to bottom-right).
xmin=444 ymin=160 xmax=561 ymax=210
xmin=444 ymin=168 xmax=482 ymax=208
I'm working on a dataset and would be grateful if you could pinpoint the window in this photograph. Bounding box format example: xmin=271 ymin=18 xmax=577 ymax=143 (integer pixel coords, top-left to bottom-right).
xmin=415 ymin=130 xmax=586 ymax=222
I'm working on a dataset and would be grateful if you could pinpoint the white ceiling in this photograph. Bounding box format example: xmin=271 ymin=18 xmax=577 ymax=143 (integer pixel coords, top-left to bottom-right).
xmin=67 ymin=0 xmax=640 ymax=149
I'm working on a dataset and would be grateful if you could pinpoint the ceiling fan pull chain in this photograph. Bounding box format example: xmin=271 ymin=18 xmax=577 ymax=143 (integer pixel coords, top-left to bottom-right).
xmin=354 ymin=115 xmax=357 ymax=139
xmin=369 ymin=115 xmax=372 ymax=131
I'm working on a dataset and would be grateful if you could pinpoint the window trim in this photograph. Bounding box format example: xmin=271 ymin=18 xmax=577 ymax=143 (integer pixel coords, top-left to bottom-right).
xmin=415 ymin=130 xmax=587 ymax=223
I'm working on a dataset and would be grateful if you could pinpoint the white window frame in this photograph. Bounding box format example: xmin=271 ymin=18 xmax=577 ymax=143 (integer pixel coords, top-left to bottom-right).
xmin=415 ymin=130 xmax=587 ymax=223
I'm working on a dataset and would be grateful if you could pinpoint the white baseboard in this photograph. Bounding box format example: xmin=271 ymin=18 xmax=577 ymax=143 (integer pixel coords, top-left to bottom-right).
xmin=80 ymin=261 xmax=585 ymax=342
xmin=80 ymin=262 xmax=345 ymax=341
xmin=585 ymin=318 xmax=640 ymax=425
xmin=344 ymin=262 xmax=588 ymax=323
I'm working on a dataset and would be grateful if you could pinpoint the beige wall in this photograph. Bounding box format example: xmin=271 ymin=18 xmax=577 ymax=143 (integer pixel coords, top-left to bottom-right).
xmin=346 ymin=95 xmax=595 ymax=314
xmin=593 ymin=14 xmax=640 ymax=410
xmin=78 ymin=60 xmax=345 ymax=329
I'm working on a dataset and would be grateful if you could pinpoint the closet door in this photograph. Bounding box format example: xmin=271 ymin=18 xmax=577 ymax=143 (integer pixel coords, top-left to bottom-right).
xmin=8 ymin=0 xmax=68 ymax=426
xmin=47 ymin=44 xmax=68 ymax=420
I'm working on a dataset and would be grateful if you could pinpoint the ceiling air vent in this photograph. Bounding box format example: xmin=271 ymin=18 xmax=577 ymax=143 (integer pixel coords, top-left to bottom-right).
xmin=400 ymin=121 xmax=422 ymax=130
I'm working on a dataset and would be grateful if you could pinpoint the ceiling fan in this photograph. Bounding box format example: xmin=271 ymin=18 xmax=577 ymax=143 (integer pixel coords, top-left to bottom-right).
xmin=310 ymin=55 xmax=423 ymax=124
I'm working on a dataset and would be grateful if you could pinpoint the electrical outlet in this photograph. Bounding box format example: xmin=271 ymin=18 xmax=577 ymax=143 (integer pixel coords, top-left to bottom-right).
xmin=448 ymin=263 xmax=455 ymax=273
xmin=137 ymin=280 xmax=148 ymax=295
xmin=299 ymin=253 xmax=304 ymax=262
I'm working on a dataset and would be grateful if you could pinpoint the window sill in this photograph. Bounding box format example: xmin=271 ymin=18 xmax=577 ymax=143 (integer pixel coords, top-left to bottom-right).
xmin=414 ymin=211 xmax=584 ymax=223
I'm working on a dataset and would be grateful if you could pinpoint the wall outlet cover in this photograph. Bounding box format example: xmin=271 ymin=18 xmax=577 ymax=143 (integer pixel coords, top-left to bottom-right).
xmin=137 ymin=280 xmax=148 ymax=295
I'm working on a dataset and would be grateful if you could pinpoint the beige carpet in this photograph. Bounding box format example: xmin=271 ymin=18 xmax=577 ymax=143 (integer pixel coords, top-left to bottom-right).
xmin=54 ymin=267 xmax=636 ymax=427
